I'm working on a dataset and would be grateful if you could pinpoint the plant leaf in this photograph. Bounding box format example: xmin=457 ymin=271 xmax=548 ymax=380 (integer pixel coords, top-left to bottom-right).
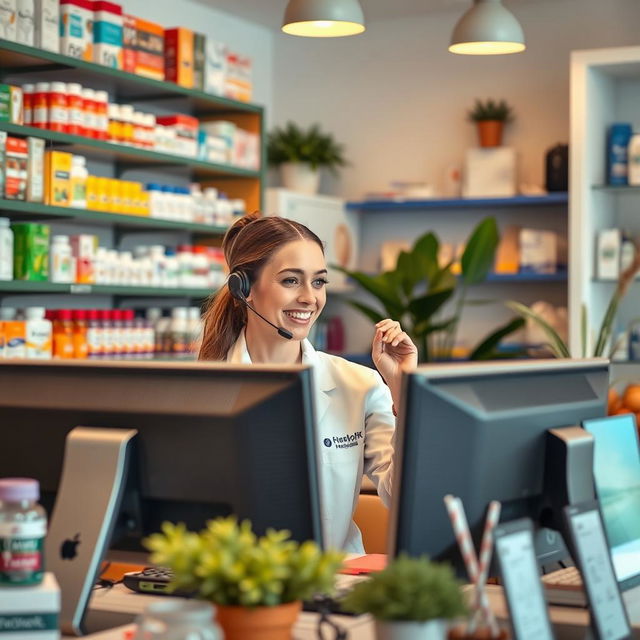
xmin=408 ymin=289 xmax=454 ymax=323
xmin=468 ymin=317 xmax=525 ymax=360
xmin=460 ymin=217 xmax=499 ymax=285
xmin=346 ymin=301 xmax=386 ymax=325
xmin=506 ymin=301 xmax=571 ymax=358
xmin=333 ymin=266 xmax=404 ymax=317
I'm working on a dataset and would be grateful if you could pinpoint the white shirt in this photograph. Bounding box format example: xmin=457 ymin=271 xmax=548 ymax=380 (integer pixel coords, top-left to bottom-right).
xmin=226 ymin=331 xmax=396 ymax=553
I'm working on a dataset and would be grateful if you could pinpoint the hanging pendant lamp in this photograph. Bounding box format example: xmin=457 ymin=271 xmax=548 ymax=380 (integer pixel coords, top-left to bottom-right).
xmin=282 ymin=0 xmax=365 ymax=37
xmin=449 ymin=0 xmax=525 ymax=55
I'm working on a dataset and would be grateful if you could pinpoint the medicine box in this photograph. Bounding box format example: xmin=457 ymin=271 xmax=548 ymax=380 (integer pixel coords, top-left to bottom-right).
xmin=12 ymin=222 xmax=50 ymax=281
xmin=0 ymin=132 xmax=6 ymax=197
xmin=5 ymin=136 xmax=28 ymax=200
xmin=4 ymin=319 xmax=26 ymax=357
xmin=34 ymin=0 xmax=59 ymax=51
xmin=596 ymin=228 xmax=621 ymax=280
xmin=45 ymin=150 xmax=73 ymax=207
xmin=0 ymin=85 xmax=24 ymax=124
xmin=122 ymin=13 xmax=136 ymax=72
xmin=27 ymin=137 xmax=45 ymax=203
xmin=205 ymin=39 xmax=226 ymax=95
xmin=93 ymin=0 xmax=123 ymax=69
xmin=60 ymin=0 xmax=93 ymax=61
xmin=16 ymin=0 xmax=34 ymax=45
xmin=494 ymin=225 xmax=520 ymax=274
xmin=0 ymin=0 xmax=17 ymax=41
xmin=519 ymin=228 xmax=557 ymax=274
xmin=193 ymin=31 xmax=206 ymax=90
xmin=70 ymin=233 xmax=96 ymax=283
xmin=463 ymin=147 xmax=517 ymax=198
xmin=164 ymin=27 xmax=194 ymax=88
xmin=224 ymin=52 xmax=252 ymax=102
xmin=134 ymin=17 xmax=164 ymax=80
xmin=0 ymin=572 xmax=60 ymax=639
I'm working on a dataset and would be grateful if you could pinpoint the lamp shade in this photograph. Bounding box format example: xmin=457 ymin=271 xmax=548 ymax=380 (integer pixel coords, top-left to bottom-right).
xmin=449 ymin=0 xmax=525 ymax=55
xmin=282 ymin=0 xmax=365 ymax=37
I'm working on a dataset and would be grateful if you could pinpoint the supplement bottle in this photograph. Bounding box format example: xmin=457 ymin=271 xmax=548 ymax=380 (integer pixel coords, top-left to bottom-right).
xmin=25 ymin=307 xmax=52 ymax=359
xmin=72 ymin=309 xmax=88 ymax=359
xmin=0 ymin=217 xmax=13 ymax=281
xmin=53 ymin=309 xmax=74 ymax=358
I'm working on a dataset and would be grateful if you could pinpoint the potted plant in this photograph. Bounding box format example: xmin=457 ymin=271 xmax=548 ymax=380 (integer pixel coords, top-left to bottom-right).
xmin=341 ymin=554 xmax=467 ymax=640
xmin=144 ymin=517 xmax=344 ymax=640
xmin=335 ymin=217 xmax=525 ymax=361
xmin=267 ymin=121 xmax=347 ymax=194
xmin=467 ymin=99 xmax=514 ymax=147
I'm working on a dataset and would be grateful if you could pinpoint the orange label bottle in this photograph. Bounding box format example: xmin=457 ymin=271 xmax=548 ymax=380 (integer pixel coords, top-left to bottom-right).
xmin=72 ymin=309 xmax=88 ymax=359
xmin=53 ymin=309 xmax=75 ymax=358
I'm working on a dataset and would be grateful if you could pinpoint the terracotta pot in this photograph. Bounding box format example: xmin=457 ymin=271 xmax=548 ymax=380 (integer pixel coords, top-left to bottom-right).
xmin=376 ymin=619 xmax=447 ymax=640
xmin=214 ymin=600 xmax=302 ymax=640
xmin=476 ymin=121 xmax=503 ymax=148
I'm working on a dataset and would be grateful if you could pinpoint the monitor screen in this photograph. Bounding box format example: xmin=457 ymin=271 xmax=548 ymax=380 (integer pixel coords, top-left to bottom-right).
xmin=0 ymin=360 xmax=322 ymax=547
xmin=583 ymin=414 xmax=640 ymax=588
xmin=389 ymin=358 xmax=609 ymax=571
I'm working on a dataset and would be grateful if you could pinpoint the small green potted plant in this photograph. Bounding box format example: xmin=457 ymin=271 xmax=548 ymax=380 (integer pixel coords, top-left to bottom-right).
xmin=267 ymin=121 xmax=347 ymax=194
xmin=342 ymin=554 xmax=467 ymax=640
xmin=467 ymin=99 xmax=514 ymax=147
xmin=144 ymin=517 xmax=344 ymax=640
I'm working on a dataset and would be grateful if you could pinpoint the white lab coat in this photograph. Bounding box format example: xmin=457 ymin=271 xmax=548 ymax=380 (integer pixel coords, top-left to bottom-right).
xmin=226 ymin=331 xmax=396 ymax=553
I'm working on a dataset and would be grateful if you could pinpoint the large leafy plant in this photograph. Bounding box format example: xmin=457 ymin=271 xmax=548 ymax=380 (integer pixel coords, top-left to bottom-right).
xmin=267 ymin=122 xmax=347 ymax=173
xmin=342 ymin=554 xmax=467 ymax=621
xmin=336 ymin=217 xmax=524 ymax=361
xmin=144 ymin=517 xmax=344 ymax=607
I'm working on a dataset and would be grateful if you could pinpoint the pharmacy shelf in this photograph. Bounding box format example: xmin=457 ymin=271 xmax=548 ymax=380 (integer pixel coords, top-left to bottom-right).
xmin=0 ymin=280 xmax=212 ymax=298
xmin=591 ymin=185 xmax=640 ymax=193
xmin=484 ymin=271 xmax=567 ymax=283
xmin=346 ymin=193 xmax=569 ymax=211
xmin=0 ymin=198 xmax=229 ymax=235
xmin=0 ymin=122 xmax=260 ymax=179
xmin=0 ymin=39 xmax=262 ymax=116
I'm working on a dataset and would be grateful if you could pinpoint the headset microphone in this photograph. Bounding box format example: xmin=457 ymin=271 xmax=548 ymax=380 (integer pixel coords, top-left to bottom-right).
xmin=228 ymin=272 xmax=293 ymax=340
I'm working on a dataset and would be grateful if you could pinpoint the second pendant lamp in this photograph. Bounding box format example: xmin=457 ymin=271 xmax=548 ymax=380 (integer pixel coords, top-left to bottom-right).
xmin=449 ymin=0 xmax=525 ymax=55
xmin=282 ymin=0 xmax=365 ymax=37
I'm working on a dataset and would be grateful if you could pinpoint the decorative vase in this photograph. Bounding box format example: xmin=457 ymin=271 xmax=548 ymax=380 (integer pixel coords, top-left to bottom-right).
xmin=476 ymin=121 xmax=503 ymax=148
xmin=280 ymin=162 xmax=321 ymax=195
xmin=214 ymin=600 xmax=302 ymax=640
xmin=376 ymin=619 xmax=448 ymax=640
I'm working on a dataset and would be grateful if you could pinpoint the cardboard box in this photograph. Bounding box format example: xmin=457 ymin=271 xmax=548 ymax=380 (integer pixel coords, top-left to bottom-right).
xmin=34 ymin=0 xmax=59 ymax=52
xmin=27 ymin=137 xmax=45 ymax=203
xmin=0 ymin=572 xmax=59 ymax=639
xmin=205 ymin=39 xmax=226 ymax=95
xmin=12 ymin=222 xmax=50 ymax=281
xmin=520 ymin=228 xmax=557 ymax=274
xmin=60 ymin=0 xmax=93 ymax=61
xmin=0 ymin=85 xmax=24 ymax=124
xmin=463 ymin=147 xmax=517 ymax=198
xmin=164 ymin=27 xmax=194 ymax=88
xmin=135 ymin=17 xmax=164 ymax=80
xmin=0 ymin=0 xmax=17 ymax=41
xmin=16 ymin=0 xmax=34 ymax=45
xmin=93 ymin=0 xmax=123 ymax=69
xmin=70 ymin=233 xmax=97 ymax=283
xmin=193 ymin=31 xmax=206 ymax=90
xmin=495 ymin=225 xmax=520 ymax=274
xmin=596 ymin=228 xmax=621 ymax=280
xmin=4 ymin=136 xmax=27 ymax=200
xmin=122 ymin=13 xmax=136 ymax=73
xmin=0 ymin=131 xmax=6 ymax=198
xmin=44 ymin=150 xmax=73 ymax=206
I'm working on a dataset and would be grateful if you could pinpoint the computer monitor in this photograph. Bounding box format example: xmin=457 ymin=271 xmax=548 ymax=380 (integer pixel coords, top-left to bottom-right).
xmin=388 ymin=358 xmax=609 ymax=573
xmin=0 ymin=360 xmax=321 ymax=634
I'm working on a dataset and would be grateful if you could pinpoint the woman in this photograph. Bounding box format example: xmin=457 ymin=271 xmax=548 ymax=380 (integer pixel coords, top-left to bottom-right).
xmin=199 ymin=213 xmax=418 ymax=552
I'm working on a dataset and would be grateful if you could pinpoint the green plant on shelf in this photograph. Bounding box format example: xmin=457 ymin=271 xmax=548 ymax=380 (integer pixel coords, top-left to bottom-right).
xmin=267 ymin=122 xmax=347 ymax=174
xmin=334 ymin=217 xmax=525 ymax=362
xmin=467 ymin=98 xmax=514 ymax=123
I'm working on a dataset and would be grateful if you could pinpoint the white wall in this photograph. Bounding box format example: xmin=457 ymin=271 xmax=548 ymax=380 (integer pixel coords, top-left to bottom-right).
xmin=272 ymin=0 xmax=640 ymax=199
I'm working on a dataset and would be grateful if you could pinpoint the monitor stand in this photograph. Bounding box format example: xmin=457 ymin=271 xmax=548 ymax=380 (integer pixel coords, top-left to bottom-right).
xmin=45 ymin=426 xmax=137 ymax=636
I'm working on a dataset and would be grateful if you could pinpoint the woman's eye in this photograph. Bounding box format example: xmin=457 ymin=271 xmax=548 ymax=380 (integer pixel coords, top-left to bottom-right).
xmin=313 ymin=278 xmax=329 ymax=288
xmin=282 ymin=277 xmax=298 ymax=286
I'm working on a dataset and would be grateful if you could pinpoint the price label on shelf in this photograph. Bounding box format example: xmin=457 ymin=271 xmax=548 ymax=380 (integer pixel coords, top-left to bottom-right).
xmin=70 ymin=285 xmax=92 ymax=294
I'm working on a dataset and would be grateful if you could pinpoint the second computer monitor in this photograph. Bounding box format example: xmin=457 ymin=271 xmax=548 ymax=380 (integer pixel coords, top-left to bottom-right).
xmin=389 ymin=359 xmax=609 ymax=570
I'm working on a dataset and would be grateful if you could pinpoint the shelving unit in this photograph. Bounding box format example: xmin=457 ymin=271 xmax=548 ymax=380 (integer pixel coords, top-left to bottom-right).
xmin=0 ymin=39 xmax=265 ymax=303
xmin=570 ymin=45 xmax=640 ymax=356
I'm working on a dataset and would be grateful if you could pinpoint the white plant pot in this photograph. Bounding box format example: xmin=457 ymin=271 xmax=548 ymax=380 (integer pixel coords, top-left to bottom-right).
xmin=375 ymin=619 xmax=447 ymax=640
xmin=279 ymin=162 xmax=321 ymax=195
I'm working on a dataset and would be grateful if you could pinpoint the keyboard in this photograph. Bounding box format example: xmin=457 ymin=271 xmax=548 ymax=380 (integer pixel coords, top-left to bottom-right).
xmin=541 ymin=566 xmax=587 ymax=607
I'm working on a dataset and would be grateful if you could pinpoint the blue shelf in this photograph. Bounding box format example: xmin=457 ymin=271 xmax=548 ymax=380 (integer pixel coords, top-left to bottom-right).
xmin=484 ymin=271 xmax=567 ymax=283
xmin=346 ymin=193 xmax=568 ymax=211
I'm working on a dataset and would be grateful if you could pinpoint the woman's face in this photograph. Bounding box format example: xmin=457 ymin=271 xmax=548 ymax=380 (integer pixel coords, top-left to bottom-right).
xmin=246 ymin=239 xmax=328 ymax=341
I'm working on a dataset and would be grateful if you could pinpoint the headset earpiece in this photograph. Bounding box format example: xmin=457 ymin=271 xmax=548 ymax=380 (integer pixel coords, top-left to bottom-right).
xmin=228 ymin=271 xmax=251 ymax=300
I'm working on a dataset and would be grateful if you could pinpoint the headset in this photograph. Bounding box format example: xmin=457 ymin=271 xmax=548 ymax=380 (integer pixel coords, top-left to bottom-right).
xmin=228 ymin=271 xmax=293 ymax=340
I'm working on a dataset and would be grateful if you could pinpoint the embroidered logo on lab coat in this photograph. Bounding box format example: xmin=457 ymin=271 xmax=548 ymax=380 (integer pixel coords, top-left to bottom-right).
xmin=324 ymin=431 xmax=363 ymax=449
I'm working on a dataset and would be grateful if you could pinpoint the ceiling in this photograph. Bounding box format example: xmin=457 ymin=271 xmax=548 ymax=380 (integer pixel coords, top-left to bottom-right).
xmin=200 ymin=0 xmax=533 ymax=31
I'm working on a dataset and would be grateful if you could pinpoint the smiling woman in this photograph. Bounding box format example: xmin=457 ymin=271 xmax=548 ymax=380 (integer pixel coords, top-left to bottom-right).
xmin=198 ymin=212 xmax=418 ymax=552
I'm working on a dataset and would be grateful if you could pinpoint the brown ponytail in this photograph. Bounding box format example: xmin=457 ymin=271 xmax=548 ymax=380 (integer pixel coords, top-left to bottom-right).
xmin=198 ymin=213 xmax=324 ymax=361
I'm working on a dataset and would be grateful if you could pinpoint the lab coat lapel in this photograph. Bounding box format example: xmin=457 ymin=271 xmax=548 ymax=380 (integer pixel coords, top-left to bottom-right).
xmin=302 ymin=340 xmax=336 ymax=425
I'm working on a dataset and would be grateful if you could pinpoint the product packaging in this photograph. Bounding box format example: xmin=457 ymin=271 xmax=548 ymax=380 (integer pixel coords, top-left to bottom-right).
xmin=0 ymin=217 xmax=13 ymax=281
xmin=70 ymin=233 xmax=97 ymax=283
xmin=628 ymin=133 xmax=640 ymax=186
xmin=34 ymin=0 xmax=59 ymax=51
xmin=44 ymin=150 xmax=73 ymax=206
xmin=156 ymin=114 xmax=198 ymax=157
xmin=596 ymin=228 xmax=621 ymax=280
xmin=494 ymin=225 xmax=520 ymax=274
xmin=12 ymin=222 xmax=50 ymax=281
xmin=0 ymin=131 xmax=6 ymax=197
xmin=607 ymin=123 xmax=633 ymax=186
xmin=224 ymin=52 xmax=252 ymax=102
xmin=462 ymin=147 xmax=517 ymax=198
xmin=204 ymin=39 xmax=226 ymax=95
xmin=193 ymin=31 xmax=206 ymax=90
xmin=122 ymin=13 xmax=136 ymax=72
xmin=4 ymin=317 xmax=26 ymax=357
xmin=25 ymin=306 xmax=52 ymax=358
xmin=0 ymin=573 xmax=59 ymax=639
xmin=134 ymin=16 xmax=164 ymax=80
xmin=0 ymin=0 xmax=17 ymax=41
xmin=16 ymin=0 xmax=34 ymax=45
xmin=93 ymin=0 xmax=123 ymax=68
xmin=0 ymin=85 xmax=24 ymax=124
xmin=164 ymin=27 xmax=194 ymax=88
xmin=26 ymin=136 xmax=45 ymax=203
xmin=4 ymin=136 xmax=28 ymax=200
xmin=59 ymin=0 xmax=93 ymax=60
xmin=519 ymin=229 xmax=557 ymax=274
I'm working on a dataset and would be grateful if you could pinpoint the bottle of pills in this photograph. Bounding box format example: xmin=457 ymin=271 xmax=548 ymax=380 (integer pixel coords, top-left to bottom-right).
xmin=0 ymin=478 xmax=47 ymax=586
